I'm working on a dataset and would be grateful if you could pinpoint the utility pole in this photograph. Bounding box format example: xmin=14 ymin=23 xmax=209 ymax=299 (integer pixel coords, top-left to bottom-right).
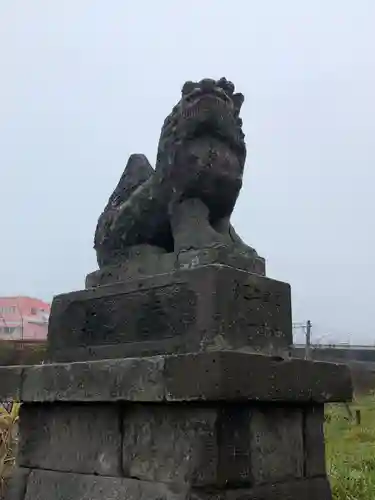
xmin=305 ymin=320 xmax=312 ymax=360
xmin=15 ymin=301 xmax=24 ymax=340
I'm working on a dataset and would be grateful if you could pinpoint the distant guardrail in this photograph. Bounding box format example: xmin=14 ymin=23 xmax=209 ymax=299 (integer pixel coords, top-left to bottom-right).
xmin=293 ymin=344 xmax=375 ymax=350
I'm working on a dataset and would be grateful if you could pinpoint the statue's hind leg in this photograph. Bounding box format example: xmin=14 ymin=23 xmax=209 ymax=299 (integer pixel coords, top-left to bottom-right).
xmin=94 ymin=154 xmax=164 ymax=268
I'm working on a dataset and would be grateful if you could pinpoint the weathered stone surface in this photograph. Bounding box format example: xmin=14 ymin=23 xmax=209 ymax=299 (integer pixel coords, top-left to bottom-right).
xmin=18 ymin=404 xmax=121 ymax=475
xmin=21 ymin=357 xmax=164 ymax=402
xmin=304 ymin=405 xmax=327 ymax=477
xmin=170 ymin=199 xmax=247 ymax=255
xmin=48 ymin=271 xmax=198 ymax=357
xmin=122 ymin=404 xmax=255 ymax=487
xmin=120 ymin=403 xmax=321 ymax=488
xmin=85 ymin=247 xmax=266 ymax=288
xmin=250 ymin=406 xmax=303 ymax=483
xmin=0 ymin=366 xmax=22 ymax=401
xmin=122 ymin=405 xmax=218 ymax=485
xmin=93 ymin=78 xmax=257 ymax=271
xmin=2 ymin=468 xmax=30 ymax=500
xmin=222 ymin=477 xmax=331 ymax=500
xmin=217 ymin=405 xmax=252 ymax=486
xmin=211 ymin=268 xmax=291 ymax=353
xmin=16 ymin=445 xmax=331 ymax=500
xmin=85 ymin=252 xmax=175 ymax=288
xmin=178 ymin=247 xmax=266 ymax=275
xmin=0 ymin=351 xmax=352 ymax=404
xmin=163 ymin=352 xmax=353 ymax=404
xmin=48 ymin=265 xmax=292 ymax=362
xmin=24 ymin=469 xmax=187 ymax=500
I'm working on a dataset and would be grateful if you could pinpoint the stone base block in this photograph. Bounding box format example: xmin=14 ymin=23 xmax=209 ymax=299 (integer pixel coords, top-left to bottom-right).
xmin=17 ymin=402 xmax=312 ymax=487
xmin=18 ymin=405 xmax=122 ymax=477
xmin=48 ymin=265 xmax=292 ymax=362
xmin=9 ymin=469 xmax=187 ymax=500
xmin=85 ymin=246 xmax=266 ymax=288
xmin=11 ymin=401 xmax=332 ymax=498
xmin=0 ymin=351 xmax=353 ymax=404
xmin=0 ymin=351 xmax=352 ymax=403
xmin=0 ymin=351 xmax=349 ymax=499
xmin=2 ymin=468 xmax=30 ymax=500
xmin=6 ymin=469 xmax=332 ymax=500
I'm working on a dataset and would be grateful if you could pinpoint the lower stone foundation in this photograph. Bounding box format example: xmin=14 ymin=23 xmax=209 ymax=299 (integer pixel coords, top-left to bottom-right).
xmin=2 ymin=352 xmax=352 ymax=500
xmin=9 ymin=469 xmax=332 ymax=500
xmin=16 ymin=402 xmax=323 ymax=487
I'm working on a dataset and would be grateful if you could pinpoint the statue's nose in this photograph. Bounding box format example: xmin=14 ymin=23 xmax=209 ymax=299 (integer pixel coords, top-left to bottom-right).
xmin=199 ymin=78 xmax=216 ymax=92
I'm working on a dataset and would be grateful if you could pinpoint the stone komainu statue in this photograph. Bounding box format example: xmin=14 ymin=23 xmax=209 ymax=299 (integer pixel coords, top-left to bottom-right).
xmin=1 ymin=80 xmax=348 ymax=500
xmin=94 ymin=78 xmax=261 ymax=269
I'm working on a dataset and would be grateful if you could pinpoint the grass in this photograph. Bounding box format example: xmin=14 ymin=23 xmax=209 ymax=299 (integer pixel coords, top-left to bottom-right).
xmin=0 ymin=403 xmax=19 ymax=497
xmin=325 ymin=393 xmax=375 ymax=499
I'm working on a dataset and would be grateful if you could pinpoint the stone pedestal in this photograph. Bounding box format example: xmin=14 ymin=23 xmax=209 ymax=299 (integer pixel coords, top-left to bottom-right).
xmin=1 ymin=262 xmax=352 ymax=500
xmin=48 ymin=264 xmax=289 ymax=362
xmin=85 ymin=247 xmax=266 ymax=288
xmin=2 ymin=352 xmax=351 ymax=500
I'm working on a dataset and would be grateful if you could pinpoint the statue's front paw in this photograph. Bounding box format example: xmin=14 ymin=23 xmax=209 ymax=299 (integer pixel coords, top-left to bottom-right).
xmin=170 ymin=198 xmax=227 ymax=253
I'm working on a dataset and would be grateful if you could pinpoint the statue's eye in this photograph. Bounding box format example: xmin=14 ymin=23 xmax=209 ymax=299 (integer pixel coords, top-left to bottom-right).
xmin=182 ymin=81 xmax=197 ymax=95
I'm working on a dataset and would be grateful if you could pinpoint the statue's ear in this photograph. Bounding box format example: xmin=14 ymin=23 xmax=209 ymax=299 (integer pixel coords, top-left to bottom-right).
xmin=107 ymin=154 xmax=154 ymax=208
xmin=232 ymin=93 xmax=244 ymax=116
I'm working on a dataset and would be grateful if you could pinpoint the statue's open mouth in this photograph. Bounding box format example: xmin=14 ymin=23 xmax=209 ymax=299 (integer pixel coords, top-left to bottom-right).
xmin=178 ymin=90 xmax=245 ymax=158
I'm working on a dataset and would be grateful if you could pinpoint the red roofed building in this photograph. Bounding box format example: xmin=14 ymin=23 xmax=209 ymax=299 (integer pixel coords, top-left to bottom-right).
xmin=0 ymin=296 xmax=50 ymax=341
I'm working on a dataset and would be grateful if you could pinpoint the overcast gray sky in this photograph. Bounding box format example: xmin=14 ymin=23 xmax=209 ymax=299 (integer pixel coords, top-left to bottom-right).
xmin=0 ymin=1 xmax=374 ymax=344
